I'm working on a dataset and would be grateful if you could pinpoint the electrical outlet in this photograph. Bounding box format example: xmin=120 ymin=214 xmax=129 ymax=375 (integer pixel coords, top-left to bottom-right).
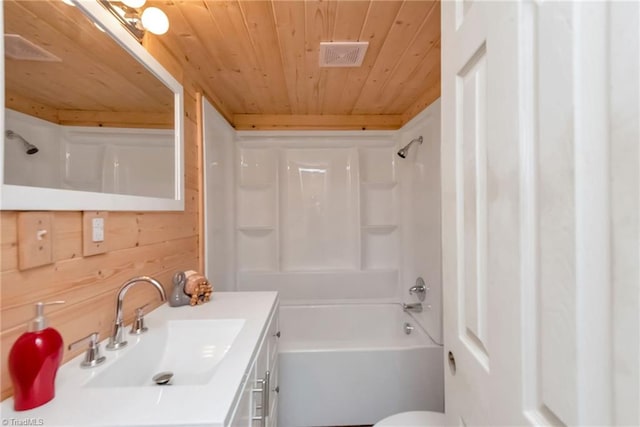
xmin=83 ymin=211 xmax=108 ymax=256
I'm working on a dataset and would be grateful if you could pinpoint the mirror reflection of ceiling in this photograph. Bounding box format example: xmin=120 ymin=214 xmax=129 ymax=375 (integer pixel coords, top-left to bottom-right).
xmin=4 ymin=0 xmax=173 ymax=129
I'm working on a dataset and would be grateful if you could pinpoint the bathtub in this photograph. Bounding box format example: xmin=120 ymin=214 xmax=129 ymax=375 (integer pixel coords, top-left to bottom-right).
xmin=278 ymin=304 xmax=444 ymax=427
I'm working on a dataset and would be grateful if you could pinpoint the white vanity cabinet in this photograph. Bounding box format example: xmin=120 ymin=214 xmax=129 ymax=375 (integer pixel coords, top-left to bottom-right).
xmin=229 ymin=305 xmax=279 ymax=427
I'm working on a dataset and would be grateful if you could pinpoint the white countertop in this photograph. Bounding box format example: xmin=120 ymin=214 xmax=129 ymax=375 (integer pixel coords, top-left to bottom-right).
xmin=1 ymin=292 xmax=279 ymax=427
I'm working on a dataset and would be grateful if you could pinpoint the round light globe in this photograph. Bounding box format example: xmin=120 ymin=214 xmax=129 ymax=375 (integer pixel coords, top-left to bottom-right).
xmin=141 ymin=7 xmax=169 ymax=35
xmin=121 ymin=0 xmax=146 ymax=8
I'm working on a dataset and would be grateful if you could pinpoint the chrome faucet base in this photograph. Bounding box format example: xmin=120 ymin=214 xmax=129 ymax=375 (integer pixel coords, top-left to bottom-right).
xmin=81 ymin=355 xmax=106 ymax=368
xmin=106 ymin=340 xmax=128 ymax=350
xmin=130 ymin=326 xmax=148 ymax=335
xmin=69 ymin=332 xmax=107 ymax=368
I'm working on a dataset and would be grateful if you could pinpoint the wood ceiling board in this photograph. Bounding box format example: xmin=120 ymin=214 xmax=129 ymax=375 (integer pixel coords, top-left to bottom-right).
xmin=319 ymin=0 xmax=371 ymax=114
xmin=238 ymin=0 xmax=292 ymax=113
xmin=386 ymin=39 xmax=441 ymax=114
xmin=303 ymin=0 xmax=338 ymax=114
xmin=271 ymin=0 xmax=307 ymax=114
xmin=158 ymin=1 xmax=245 ymax=115
xmin=352 ymin=0 xmax=438 ymax=114
xmin=333 ymin=0 xmax=404 ymax=115
xmin=401 ymin=64 xmax=441 ymax=125
xmin=204 ymin=0 xmax=287 ymax=113
xmin=376 ymin=4 xmax=441 ymax=113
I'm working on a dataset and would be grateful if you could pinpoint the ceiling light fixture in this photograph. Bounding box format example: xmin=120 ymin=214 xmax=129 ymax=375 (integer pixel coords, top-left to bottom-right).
xmin=140 ymin=7 xmax=169 ymax=35
xmin=120 ymin=0 xmax=146 ymax=8
xmin=98 ymin=0 xmax=170 ymax=42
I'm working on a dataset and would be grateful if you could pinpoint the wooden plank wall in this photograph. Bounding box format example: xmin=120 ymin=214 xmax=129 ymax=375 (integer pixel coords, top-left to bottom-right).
xmin=0 ymin=37 xmax=203 ymax=401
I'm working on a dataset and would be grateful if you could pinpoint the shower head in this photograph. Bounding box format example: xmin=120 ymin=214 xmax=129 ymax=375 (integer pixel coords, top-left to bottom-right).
xmin=397 ymin=135 xmax=423 ymax=159
xmin=6 ymin=130 xmax=39 ymax=155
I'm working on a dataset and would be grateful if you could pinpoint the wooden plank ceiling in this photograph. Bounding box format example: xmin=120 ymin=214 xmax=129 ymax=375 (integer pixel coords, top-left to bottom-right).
xmin=4 ymin=0 xmax=173 ymax=128
xmin=151 ymin=0 xmax=441 ymax=130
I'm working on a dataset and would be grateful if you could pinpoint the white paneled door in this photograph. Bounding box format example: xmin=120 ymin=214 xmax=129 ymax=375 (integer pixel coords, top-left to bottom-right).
xmin=442 ymin=1 xmax=639 ymax=426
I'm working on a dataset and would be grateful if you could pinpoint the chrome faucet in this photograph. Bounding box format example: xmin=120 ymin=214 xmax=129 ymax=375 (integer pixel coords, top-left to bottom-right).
xmin=402 ymin=302 xmax=423 ymax=313
xmin=106 ymin=276 xmax=166 ymax=350
xmin=408 ymin=277 xmax=427 ymax=302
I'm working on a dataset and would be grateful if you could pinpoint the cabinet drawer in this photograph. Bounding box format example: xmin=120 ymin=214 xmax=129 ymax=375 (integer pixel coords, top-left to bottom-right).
xmin=266 ymin=395 xmax=278 ymax=427
xmin=268 ymin=311 xmax=279 ymax=368
xmin=269 ymin=361 xmax=278 ymax=413
xmin=229 ymin=363 xmax=256 ymax=427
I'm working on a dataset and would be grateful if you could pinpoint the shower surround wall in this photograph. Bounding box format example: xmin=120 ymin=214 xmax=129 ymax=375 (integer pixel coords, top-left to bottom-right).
xmin=399 ymin=99 xmax=442 ymax=344
xmin=202 ymin=100 xmax=442 ymax=329
xmin=234 ymin=133 xmax=401 ymax=304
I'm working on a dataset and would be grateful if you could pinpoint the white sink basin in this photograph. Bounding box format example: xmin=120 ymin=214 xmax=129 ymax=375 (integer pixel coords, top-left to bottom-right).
xmin=0 ymin=293 xmax=278 ymax=427
xmin=88 ymin=319 xmax=245 ymax=387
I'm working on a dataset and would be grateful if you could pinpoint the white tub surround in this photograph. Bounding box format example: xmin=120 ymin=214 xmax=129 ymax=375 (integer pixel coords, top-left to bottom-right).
xmin=233 ymin=134 xmax=401 ymax=304
xmin=278 ymin=304 xmax=444 ymax=427
xmin=0 ymin=292 xmax=279 ymax=427
xmin=398 ymin=99 xmax=443 ymax=344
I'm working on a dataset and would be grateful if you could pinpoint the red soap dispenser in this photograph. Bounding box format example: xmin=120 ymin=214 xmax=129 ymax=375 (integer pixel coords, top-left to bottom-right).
xmin=8 ymin=301 xmax=65 ymax=411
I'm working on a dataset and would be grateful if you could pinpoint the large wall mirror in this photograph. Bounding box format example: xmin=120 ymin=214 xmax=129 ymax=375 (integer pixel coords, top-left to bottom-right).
xmin=0 ymin=0 xmax=184 ymax=210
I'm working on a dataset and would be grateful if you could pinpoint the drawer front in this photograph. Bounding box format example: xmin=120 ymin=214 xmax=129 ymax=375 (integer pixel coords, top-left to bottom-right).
xmin=268 ymin=360 xmax=279 ymax=415
xmin=230 ymin=363 xmax=256 ymax=427
xmin=268 ymin=310 xmax=280 ymax=368
xmin=266 ymin=395 xmax=279 ymax=427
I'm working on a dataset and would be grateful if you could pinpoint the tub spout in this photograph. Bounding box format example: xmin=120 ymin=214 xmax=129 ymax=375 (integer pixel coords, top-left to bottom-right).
xmin=402 ymin=303 xmax=423 ymax=313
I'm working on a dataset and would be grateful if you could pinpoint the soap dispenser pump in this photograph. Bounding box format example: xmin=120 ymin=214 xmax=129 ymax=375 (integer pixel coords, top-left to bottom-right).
xmin=8 ymin=301 xmax=65 ymax=411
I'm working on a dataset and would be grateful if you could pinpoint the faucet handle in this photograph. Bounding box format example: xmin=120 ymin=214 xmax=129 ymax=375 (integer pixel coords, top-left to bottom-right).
xmin=130 ymin=303 xmax=150 ymax=335
xmin=408 ymin=277 xmax=427 ymax=302
xmin=68 ymin=332 xmax=106 ymax=368
xmin=135 ymin=303 xmax=150 ymax=317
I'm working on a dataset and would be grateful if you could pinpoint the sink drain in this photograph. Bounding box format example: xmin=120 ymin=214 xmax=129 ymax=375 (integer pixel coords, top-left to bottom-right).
xmin=152 ymin=371 xmax=174 ymax=385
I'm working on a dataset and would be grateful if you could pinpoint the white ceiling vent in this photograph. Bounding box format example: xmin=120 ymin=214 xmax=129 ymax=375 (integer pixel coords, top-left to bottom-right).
xmin=4 ymin=34 xmax=61 ymax=62
xmin=319 ymin=41 xmax=368 ymax=67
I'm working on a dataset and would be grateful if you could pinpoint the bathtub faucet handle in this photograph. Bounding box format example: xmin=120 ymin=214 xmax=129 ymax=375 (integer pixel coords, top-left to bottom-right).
xmin=408 ymin=277 xmax=427 ymax=302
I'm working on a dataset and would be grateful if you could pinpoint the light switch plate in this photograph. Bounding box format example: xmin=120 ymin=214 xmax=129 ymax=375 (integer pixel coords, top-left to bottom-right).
xmin=92 ymin=218 xmax=105 ymax=242
xmin=17 ymin=212 xmax=54 ymax=270
xmin=83 ymin=211 xmax=108 ymax=256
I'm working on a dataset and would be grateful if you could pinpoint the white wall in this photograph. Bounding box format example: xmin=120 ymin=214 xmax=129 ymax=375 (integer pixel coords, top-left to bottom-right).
xmin=203 ymin=99 xmax=236 ymax=291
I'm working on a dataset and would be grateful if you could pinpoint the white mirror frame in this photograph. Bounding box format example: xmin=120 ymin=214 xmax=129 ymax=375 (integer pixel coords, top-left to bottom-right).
xmin=0 ymin=0 xmax=184 ymax=211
